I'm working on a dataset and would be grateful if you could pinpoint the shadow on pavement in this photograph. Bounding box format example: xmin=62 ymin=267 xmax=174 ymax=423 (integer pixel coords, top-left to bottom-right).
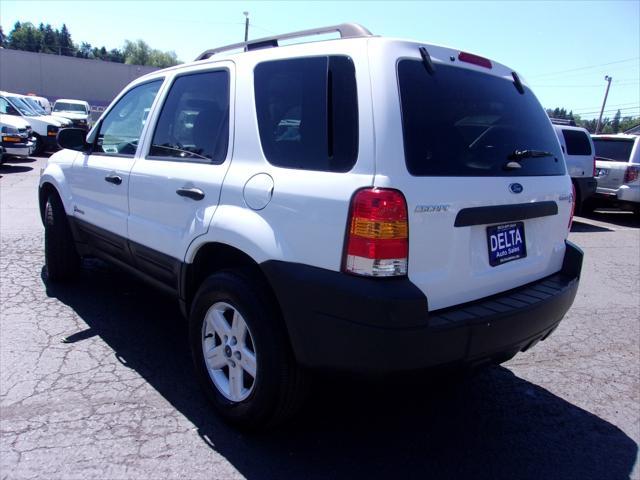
xmin=580 ymin=210 xmax=639 ymax=229
xmin=0 ymin=165 xmax=33 ymax=174
xmin=570 ymin=220 xmax=614 ymax=233
xmin=43 ymin=261 xmax=638 ymax=480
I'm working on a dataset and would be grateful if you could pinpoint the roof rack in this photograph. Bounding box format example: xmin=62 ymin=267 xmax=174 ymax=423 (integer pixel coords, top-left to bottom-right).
xmin=195 ymin=23 xmax=373 ymax=61
xmin=549 ymin=118 xmax=576 ymax=126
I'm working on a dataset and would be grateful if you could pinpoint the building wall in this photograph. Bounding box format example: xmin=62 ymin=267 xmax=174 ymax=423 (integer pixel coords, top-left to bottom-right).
xmin=0 ymin=48 xmax=159 ymax=119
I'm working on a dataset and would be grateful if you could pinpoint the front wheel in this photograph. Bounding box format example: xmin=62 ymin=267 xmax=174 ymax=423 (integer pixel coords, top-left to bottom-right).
xmin=189 ymin=269 xmax=307 ymax=429
xmin=44 ymin=194 xmax=80 ymax=281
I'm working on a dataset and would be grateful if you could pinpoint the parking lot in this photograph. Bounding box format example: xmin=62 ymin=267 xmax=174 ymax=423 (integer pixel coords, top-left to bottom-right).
xmin=1 ymin=154 xmax=638 ymax=479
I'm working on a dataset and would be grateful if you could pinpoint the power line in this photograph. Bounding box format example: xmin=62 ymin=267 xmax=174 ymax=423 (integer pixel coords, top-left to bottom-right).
xmin=528 ymin=57 xmax=640 ymax=79
xmin=572 ymin=101 xmax=640 ymax=112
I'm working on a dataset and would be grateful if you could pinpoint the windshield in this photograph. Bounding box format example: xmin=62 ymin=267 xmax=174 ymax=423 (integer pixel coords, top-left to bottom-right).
xmin=6 ymin=96 xmax=39 ymax=116
xmin=397 ymin=60 xmax=565 ymax=176
xmin=54 ymin=102 xmax=88 ymax=114
xmin=592 ymin=138 xmax=634 ymax=162
xmin=22 ymin=97 xmax=47 ymax=115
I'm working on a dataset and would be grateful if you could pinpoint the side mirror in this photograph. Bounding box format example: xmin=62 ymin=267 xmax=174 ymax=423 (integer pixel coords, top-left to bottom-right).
xmin=57 ymin=128 xmax=90 ymax=152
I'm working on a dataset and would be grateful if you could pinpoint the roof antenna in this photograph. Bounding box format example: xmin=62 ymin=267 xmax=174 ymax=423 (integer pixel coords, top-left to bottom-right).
xmin=419 ymin=47 xmax=435 ymax=75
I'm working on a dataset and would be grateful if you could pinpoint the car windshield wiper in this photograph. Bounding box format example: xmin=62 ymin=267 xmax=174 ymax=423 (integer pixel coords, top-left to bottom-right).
xmin=508 ymin=149 xmax=554 ymax=160
xmin=504 ymin=149 xmax=556 ymax=170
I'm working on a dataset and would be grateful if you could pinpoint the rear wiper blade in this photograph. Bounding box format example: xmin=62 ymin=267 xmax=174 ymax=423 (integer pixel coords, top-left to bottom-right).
xmin=508 ymin=149 xmax=554 ymax=160
xmin=504 ymin=149 xmax=556 ymax=170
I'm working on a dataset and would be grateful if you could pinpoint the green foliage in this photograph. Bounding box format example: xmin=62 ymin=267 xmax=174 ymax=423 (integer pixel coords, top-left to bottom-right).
xmin=5 ymin=20 xmax=180 ymax=67
xmin=123 ymin=39 xmax=179 ymax=68
xmin=547 ymin=106 xmax=638 ymax=134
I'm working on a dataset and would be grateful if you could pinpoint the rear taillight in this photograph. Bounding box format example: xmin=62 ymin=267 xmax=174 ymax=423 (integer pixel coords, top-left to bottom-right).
xmin=593 ymin=156 xmax=597 ymax=177
xmin=569 ymin=183 xmax=576 ymax=230
xmin=624 ymin=166 xmax=639 ymax=183
xmin=343 ymin=188 xmax=408 ymax=277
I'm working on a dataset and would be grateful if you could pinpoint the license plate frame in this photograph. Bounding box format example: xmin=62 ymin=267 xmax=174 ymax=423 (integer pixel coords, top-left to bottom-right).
xmin=487 ymin=222 xmax=527 ymax=267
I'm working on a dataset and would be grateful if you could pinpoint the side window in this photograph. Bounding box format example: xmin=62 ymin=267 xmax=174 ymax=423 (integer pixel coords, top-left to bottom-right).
xmin=254 ymin=56 xmax=358 ymax=172
xmin=562 ymin=129 xmax=592 ymax=156
xmin=96 ymin=80 xmax=162 ymax=156
xmin=149 ymin=70 xmax=229 ymax=163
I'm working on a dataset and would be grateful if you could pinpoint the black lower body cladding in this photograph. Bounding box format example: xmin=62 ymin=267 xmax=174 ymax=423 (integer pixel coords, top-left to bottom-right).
xmin=261 ymin=242 xmax=583 ymax=374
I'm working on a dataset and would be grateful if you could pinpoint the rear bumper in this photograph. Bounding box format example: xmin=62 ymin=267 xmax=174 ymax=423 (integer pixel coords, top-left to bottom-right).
xmin=262 ymin=242 xmax=583 ymax=374
xmin=594 ymin=184 xmax=639 ymax=206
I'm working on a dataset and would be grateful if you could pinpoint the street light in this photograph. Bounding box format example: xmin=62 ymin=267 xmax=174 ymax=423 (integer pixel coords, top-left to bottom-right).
xmin=596 ymin=75 xmax=612 ymax=134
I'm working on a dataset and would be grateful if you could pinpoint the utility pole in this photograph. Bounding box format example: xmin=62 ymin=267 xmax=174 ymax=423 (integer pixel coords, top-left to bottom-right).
xmin=596 ymin=75 xmax=612 ymax=134
xmin=243 ymin=12 xmax=249 ymax=42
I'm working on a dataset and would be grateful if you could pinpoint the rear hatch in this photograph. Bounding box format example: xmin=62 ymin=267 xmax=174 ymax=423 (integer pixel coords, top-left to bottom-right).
xmin=592 ymin=136 xmax=637 ymax=191
xmin=384 ymin=48 xmax=571 ymax=310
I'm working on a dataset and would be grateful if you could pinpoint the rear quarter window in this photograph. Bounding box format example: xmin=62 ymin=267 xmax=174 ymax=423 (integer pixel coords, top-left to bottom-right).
xmin=254 ymin=56 xmax=358 ymax=172
xmin=561 ymin=129 xmax=592 ymax=156
xmin=397 ymin=60 xmax=565 ymax=177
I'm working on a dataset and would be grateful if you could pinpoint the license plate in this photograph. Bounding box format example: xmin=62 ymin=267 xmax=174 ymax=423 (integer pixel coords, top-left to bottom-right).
xmin=487 ymin=222 xmax=526 ymax=267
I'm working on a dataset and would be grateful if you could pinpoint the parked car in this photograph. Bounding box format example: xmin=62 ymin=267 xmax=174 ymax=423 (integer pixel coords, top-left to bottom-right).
xmin=552 ymin=123 xmax=597 ymax=215
xmin=0 ymin=91 xmax=70 ymax=154
xmin=51 ymin=99 xmax=91 ymax=130
xmin=0 ymin=113 xmax=35 ymax=160
xmin=590 ymin=134 xmax=640 ymax=215
xmin=39 ymin=23 xmax=583 ymax=428
xmin=26 ymin=94 xmax=52 ymax=114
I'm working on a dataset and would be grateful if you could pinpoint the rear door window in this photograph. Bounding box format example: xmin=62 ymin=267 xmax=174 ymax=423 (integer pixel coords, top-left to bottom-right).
xmin=593 ymin=138 xmax=634 ymax=162
xmin=254 ymin=56 xmax=358 ymax=172
xmin=562 ymin=129 xmax=592 ymax=155
xmin=397 ymin=60 xmax=564 ymax=177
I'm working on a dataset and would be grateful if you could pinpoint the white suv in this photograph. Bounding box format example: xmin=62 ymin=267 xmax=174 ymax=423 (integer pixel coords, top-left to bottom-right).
xmin=39 ymin=24 xmax=583 ymax=428
xmin=591 ymin=134 xmax=639 ymax=215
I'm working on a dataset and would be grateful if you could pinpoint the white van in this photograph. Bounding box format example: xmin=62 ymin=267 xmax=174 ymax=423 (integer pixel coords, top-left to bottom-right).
xmin=51 ymin=99 xmax=91 ymax=130
xmin=1 ymin=91 xmax=70 ymax=154
xmin=553 ymin=123 xmax=597 ymax=215
xmin=0 ymin=113 xmax=35 ymax=160
xmin=26 ymin=95 xmax=52 ymax=114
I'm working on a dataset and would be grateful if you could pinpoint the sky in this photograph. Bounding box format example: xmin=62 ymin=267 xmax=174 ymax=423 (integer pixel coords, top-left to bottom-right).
xmin=1 ymin=0 xmax=638 ymax=120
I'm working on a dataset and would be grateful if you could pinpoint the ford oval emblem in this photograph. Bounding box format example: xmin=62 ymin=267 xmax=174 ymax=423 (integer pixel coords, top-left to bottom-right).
xmin=509 ymin=183 xmax=523 ymax=194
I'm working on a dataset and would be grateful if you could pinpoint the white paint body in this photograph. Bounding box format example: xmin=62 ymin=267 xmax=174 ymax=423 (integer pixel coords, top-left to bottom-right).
xmin=41 ymin=36 xmax=573 ymax=311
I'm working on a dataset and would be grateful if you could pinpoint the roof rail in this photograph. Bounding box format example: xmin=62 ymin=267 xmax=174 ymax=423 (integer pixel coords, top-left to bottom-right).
xmin=195 ymin=23 xmax=373 ymax=61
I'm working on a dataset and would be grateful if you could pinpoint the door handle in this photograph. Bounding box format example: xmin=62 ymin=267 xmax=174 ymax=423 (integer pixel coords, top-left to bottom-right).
xmin=176 ymin=187 xmax=205 ymax=201
xmin=105 ymin=174 xmax=122 ymax=185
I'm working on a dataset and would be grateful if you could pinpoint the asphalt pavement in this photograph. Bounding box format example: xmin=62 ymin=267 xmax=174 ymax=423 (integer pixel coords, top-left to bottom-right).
xmin=1 ymin=154 xmax=638 ymax=479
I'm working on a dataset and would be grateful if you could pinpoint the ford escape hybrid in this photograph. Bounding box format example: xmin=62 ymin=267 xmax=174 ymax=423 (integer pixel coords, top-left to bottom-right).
xmin=40 ymin=23 xmax=583 ymax=428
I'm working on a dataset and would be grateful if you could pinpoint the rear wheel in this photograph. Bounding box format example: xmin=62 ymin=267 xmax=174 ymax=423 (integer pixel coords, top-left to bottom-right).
xmin=44 ymin=194 xmax=80 ymax=281
xmin=189 ymin=269 xmax=307 ymax=429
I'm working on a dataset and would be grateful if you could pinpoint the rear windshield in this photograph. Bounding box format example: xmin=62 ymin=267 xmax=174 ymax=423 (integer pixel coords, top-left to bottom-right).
xmin=592 ymin=138 xmax=634 ymax=162
xmin=561 ymin=129 xmax=593 ymax=156
xmin=397 ymin=60 xmax=564 ymax=176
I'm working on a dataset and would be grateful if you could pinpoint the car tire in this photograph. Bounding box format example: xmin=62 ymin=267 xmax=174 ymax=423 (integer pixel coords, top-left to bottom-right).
xmin=44 ymin=193 xmax=80 ymax=282
xmin=189 ymin=269 xmax=307 ymax=429
xmin=33 ymin=134 xmax=44 ymax=155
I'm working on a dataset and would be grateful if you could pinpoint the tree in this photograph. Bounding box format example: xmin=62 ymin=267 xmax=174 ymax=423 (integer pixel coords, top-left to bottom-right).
xmin=58 ymin=24 xmax=75 ymax=56
xmin=42 ymin=24 xmax=59 ymax=54
xmin=76 ymin=41 xmax=93 ymax=59
xmin=0 ymin=25 xmax=6 ymax=47
xmin=123 ymin=39 xmax=151 ymax=66
xmin=8 ymin=21 xmax=42 ymax=52
xmin=611 ymin=109 xmax=621 ymax=134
